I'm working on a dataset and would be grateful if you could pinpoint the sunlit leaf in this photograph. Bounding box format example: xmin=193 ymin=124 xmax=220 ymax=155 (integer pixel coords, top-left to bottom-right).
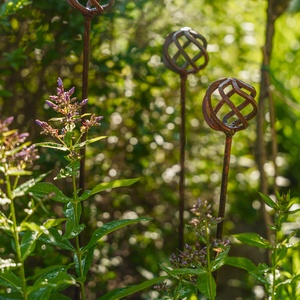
xmin=98 ymin=276 xmax=167 ymax=300
xmin=28 ymin=182 xmax=72 ymax=203
xmin=78 ymin=178 xmax=140 ymax=201
xmin=196 ymin=272 xmax=216 ymax=299
xmin=212 ymin=246 xmax=230 ymax=271
xmin=35 ymin=142 xmax=68 ymax=151
xmin=83 ymin=218 xmax=151 ymax=251
xmin=225 ymin=256 xmax=257 ymax=272
xmin=54 ymin=161 xmax=80 ymax=180
xmin=73 ymin=136 xmax=107 ymax=149
xmin=259 ymin=192 xmax=279 ymax=210
xmin=234 ymin=233 xmax=271 ymax=249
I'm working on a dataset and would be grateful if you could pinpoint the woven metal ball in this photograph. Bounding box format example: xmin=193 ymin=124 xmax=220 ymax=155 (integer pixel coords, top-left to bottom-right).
xmin=163 ymin=27 xmax=209 ymax=76
xmin=202 ymin=77 xmax=257 ymax=135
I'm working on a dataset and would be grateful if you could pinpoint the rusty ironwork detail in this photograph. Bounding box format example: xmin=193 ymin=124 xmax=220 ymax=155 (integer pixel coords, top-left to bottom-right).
xmin=202 ymin=77 xmax=257 ymax=240
xmin=163 ymin=27 xmax=209 ymax=76
xmin=202 ymin=77 xmax=257 ymax=135
xmin=67 ymin=0 xmax=114 ymax=17
xmin=163 ymin=27 xmax=209 ymax=251
xmin=66 ymin=0 xmax=115 ymax=194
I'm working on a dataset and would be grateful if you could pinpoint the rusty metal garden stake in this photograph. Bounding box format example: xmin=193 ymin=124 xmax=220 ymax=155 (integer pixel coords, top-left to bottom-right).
xmin=163 ymin=27 xmax=209 ymax=250
xmin=66 ymin=0 xmax=114 ymax=193
xmin=202 ymin=77 xmax=257 ymax=240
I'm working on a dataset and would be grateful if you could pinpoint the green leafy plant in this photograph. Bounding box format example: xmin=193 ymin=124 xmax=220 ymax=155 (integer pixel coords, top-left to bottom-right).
xmin=151 ymin=199 xmax=230 ymax=300
xmin=0 ymin=78 xmax=150 ymax=300
xmin=227 ymin=192 xmax=300 ymax=300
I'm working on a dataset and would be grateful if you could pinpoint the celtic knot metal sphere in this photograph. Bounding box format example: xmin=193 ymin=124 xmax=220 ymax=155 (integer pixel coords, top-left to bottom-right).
xmin=67 ymin=0 xmax=114 ymax=16
xmin=163 ymin=27 xmax=209 ymax=76
xmin=202 ymin=77 xmax=257 ymax=135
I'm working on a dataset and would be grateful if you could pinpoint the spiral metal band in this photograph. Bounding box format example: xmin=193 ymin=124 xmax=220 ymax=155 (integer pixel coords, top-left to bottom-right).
xmin=163 ymin=27 xmax=209 ymax=76
xmin=202 ymin=77 xmax=257 ymax=135
xmin=67 ymin=0 xmax=114 ymax=17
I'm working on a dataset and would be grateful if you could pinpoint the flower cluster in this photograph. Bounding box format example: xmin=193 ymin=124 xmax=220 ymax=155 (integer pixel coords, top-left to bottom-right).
xmin=170 ymin=242 xmax=207 ymax=269
xmin=36 ymin=78 xmax=103 ymax=140
xmin=190 ymin=198 xmax=222 ymax=236
xmin=0 ymin=117 xmax=39 ymax=172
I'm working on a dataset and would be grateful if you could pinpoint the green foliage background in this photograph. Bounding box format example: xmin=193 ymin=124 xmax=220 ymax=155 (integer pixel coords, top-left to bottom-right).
xmin=1 ymin=0 xmax=300 ymax=299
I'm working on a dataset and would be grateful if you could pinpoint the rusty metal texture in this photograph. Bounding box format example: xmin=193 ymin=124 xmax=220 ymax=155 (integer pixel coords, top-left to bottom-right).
xmin=202 ymin=77 xmax=257 ymax=135
xmin=67 ymin=0 xmax=114 ymax=17
xmin=163 ymin=27 xmax=209 ymax=251
xmin=163 ymin=27 xmax=209 ymax=76
xmin=66 ymin=0 xmax=115 ymax=194
xmin=202 ymin=77 xmax=257 ymax=240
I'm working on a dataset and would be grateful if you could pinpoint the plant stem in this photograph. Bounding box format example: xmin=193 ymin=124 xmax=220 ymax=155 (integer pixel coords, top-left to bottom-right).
xmin=173 ymin=277 xmax=182 ymax=300
xmin=6 ymin=175 xmax=28 ymax=300
xmin=205 ymin=219 xmax=215 ymax=300
xmin=72 ymin=169 xmax=86 ymax=300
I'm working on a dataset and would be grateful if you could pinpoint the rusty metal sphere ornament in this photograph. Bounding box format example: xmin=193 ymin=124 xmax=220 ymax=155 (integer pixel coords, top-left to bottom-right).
xmin=202 ymin=77 xmax=257 ymax=135
xmin=67 ymin=0 xmax=114 ymax=16
xmin=163 ymin=27 xmax=209 ymax=76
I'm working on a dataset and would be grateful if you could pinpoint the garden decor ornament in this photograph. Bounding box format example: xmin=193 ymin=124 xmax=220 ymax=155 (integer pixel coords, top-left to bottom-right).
xmin=163 ymin=27 xmax=209 ymax=250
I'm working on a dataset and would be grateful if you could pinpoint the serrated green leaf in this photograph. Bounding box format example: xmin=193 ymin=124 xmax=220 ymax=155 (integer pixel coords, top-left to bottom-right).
xmin=196 ymin=272 xmax=216 ymax=299
xmin=84 ymin=218 xmax=151 ymax=251
xmin=259 ymin=192 xmax=279 ymax=210
xmin=98 ymin=276 xmax=167 ymax=300
xmin=79 ymin=178 xmax=140 ymax=201
xmin=12 ymin=172 xmax=49 ymax=198
xmin=234 ymin=232 xmax=271 ymax=249
xmin=35 ymin=142 xmax=68 ymax=151
xmin=73 ymin=136 xmax=107 ymax=149
xmin=28 ymin=182 xmax=72 ymax=203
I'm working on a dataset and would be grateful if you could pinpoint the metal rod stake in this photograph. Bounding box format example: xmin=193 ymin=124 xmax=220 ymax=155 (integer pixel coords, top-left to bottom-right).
xmin=79 ymin=16 xmax=92 ymax=193
xmin=216 ymin=133 xmax=233 ymax=240
xmin=179 ymin=74 xmax=187 ymax=251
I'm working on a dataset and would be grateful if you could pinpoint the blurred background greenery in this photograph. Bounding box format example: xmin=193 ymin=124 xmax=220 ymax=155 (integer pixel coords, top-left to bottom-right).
xmin=1 ymin=0 xmax=300 ymax=299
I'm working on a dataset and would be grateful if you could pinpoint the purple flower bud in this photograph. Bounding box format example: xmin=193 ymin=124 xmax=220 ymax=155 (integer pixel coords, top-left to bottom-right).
xmin=68 ymin=86 xmax=75 ymax=95
xmin=79 ymin=99 xmax=88 ymax=107
xmin=35 ymin=120 xmax=47 ymax=128
xmin=57 ymin=77 xmax=63 ymax=87
xmin=4 ymin=116 xmax=14 ymax=126
xmin=45 ymin=100 xmax=56 ymax=108
xmin=95 ymin=116 xmax=103 ymax=122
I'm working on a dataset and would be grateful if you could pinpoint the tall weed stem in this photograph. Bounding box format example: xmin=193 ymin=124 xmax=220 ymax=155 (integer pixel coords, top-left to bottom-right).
xmin=6 ymin=175 xmax=28 ymax=300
